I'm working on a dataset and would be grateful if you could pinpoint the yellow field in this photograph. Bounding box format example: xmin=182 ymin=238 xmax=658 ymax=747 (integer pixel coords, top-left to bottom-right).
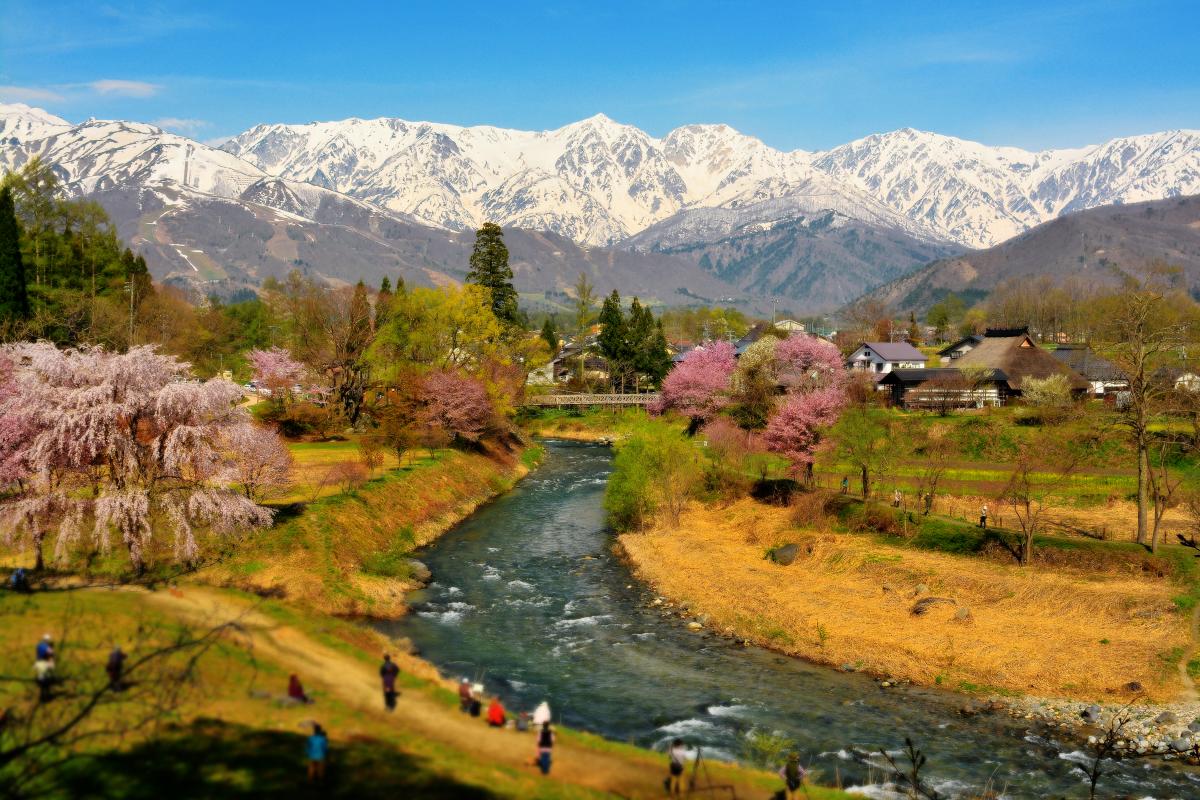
xmin=621 ymin=497 xmax=1192 ymax=702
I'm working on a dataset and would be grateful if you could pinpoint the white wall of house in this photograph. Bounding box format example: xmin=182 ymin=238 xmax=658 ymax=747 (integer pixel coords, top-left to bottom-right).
xmin=846 ymin=345 xmax=927 ymax=375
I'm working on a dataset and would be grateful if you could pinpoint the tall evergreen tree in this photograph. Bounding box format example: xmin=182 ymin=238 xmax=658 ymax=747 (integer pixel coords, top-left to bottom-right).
xmin=376 ymin=276 xmax=394 ymax=328
xmin=597 ymin=290 xmax=632 ymax=391
xmin=466 ymin=222 xmax=519 ymax=325
xmin=0 ymin=187 xmax=29 ymax=322
xmin=540 ymin=317 xmax=559 ymax=355
xmin=644 ymin=319 xmax=673 ymax=388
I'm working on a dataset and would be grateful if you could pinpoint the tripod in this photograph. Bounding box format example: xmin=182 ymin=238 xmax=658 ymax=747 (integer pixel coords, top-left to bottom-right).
xmin=684 ymin=746 xmax=738 ymax=798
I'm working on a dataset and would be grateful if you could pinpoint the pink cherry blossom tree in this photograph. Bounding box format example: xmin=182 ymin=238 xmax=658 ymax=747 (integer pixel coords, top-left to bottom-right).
xmin=775 ymin=334 xmax=845 ymax=392
xmin=0 ymin=343 xmax=277 ymax=572
xmin=657 ymin=341 xmax=737 ymax=433
xmin=247 ymin=346 xmax=307 ymax=403
xmin=0 ymin=351 xmax=33 ymax=488
xmin=222 ymin=423 xmax=294 ymax=502
xmin=763 ymin=386 xmax=846 ymax=482
xmin=420 ymin=371 xmax=494 ymax=444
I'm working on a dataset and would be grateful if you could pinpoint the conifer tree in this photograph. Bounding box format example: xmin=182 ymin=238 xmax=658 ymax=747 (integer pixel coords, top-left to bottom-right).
xmin=627 ymin=300 xmax=671 ymax=388
xmin=466 ymin=222 xmax=519 ymax=325
xmin=0 ymin=187 xmax=29 ymax=322
xmin=540 ymin=318 xmax=559 ymax=355
xmin=597 ymin=290 xmax=632 ymax=391
xmin=376 ymin=276 xmax=394 ymax=328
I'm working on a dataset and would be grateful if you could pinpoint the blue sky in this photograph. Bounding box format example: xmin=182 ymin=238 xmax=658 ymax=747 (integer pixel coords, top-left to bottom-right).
xmin=2 ymin=0 xmax=1197 ymax=151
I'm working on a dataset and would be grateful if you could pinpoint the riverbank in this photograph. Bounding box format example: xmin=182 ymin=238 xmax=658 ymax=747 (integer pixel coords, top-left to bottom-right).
xmin=202 ymin=442 xmax=540 ymax=618
xmin=4 ymin=583 xmax=849 ymax=799
xmin=618 ymin=497 xmax=1198 ymax=724
xmin=519 ymin=406 xmax=644 ymax=442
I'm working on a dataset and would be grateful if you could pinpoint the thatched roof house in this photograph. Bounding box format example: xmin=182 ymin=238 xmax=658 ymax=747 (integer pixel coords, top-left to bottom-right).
xmin=954 ymin=328 xmax=1089 ymax=395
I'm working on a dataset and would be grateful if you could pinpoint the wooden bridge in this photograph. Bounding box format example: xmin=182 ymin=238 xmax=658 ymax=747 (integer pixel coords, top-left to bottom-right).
xmin=523 ymin=393 xmax=661 ymax=408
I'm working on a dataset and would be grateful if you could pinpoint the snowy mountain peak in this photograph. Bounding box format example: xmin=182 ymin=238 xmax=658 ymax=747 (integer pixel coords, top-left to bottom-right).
xmin=3 ymin=105 xmax=1200 ymax=253
xmin=0 ymin=103 xmax=71 ymax=144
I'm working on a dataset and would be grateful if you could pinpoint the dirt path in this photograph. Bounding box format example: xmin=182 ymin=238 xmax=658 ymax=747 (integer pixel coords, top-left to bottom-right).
xmin=139 ymin=586 xmax=773 ymax=800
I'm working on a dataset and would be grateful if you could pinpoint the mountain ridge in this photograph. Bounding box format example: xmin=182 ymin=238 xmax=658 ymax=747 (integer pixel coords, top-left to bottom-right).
xmin=857 ymin=193 xmax=1200 ymax=315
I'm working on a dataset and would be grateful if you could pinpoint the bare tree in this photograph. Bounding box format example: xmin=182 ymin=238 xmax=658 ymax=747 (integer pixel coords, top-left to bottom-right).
xmin=912 ymin=424 xmax=954 ymax=515
xmin=1094 ymin=267 xmax=1195 ymax=545
xmin=999 ymin=434 xmax=1081 ymax=565
xmin=1146 ymin=440 xmax=1184 ymax=553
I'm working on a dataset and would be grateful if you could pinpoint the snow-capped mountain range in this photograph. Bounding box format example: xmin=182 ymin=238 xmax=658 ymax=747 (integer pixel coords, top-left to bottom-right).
xmin=6 ymin=101 xmax=1199 ymax=251
xmin=1 ymin=101 xmax=1198 ymax=310
xmin=222 ymin=112 xmax=1200 ymax=249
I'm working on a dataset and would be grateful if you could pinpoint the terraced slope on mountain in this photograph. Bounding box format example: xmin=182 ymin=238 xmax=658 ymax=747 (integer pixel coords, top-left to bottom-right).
xmin=862 ymin=194 xmax=1200 ymax=314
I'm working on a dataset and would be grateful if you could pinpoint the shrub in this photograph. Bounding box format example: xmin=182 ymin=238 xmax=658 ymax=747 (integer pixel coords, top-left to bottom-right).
xmin=741 ymin=729 xmax=796 ymax=769
xmin=1022 ymin=374 xmax=1074 ymax=424
xmin=328 ymin=461 xmax=369 ymax=493
xmin=605 ymin=419 xmax=702 ymax=529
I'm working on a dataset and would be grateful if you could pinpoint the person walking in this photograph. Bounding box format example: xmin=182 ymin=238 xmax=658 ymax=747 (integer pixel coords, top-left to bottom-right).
xmin=106 ymin=646 xmax=125 ymax=690
xmin=779 ymin=752 xmax=807 ymax=800
xmin=34 ymin=658 xmax=54 ymax=702
xmin=379 ymin=655 xmax=400 ymax=711
xmin=458 ymin=678 xmax=472 ymax=713
xmin=840 ymin=476 xmax=849 ymax=495
xmin=535 ymin=721 xmax=555 ymax=775
xmin=665 ymin=738 xmax=688 ymax=796
xmin=892 ymin=488 xmax=902 ymax=508
xmin=979 ymin=503 xmax=988 ymax=529
xmin=35 ymin=634 xmax=53 ymax=663
xmin=306 ymin=723 xmax=329 ymax=785
xmin=486 ymin=696 xmax=507 ymax=728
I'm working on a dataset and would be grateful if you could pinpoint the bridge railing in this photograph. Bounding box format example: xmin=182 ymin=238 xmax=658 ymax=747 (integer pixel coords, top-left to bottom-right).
xmin=524 ymin=393 xmax=661 ymax=407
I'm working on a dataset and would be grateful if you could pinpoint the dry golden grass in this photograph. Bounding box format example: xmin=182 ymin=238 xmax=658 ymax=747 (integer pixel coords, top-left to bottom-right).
xmin=620 ymin=498 xmax=1190 ymax=702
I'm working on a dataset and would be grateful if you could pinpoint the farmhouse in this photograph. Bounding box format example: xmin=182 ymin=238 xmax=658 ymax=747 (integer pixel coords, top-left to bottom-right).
xmin=953 ymin=328 xmax=1089 ymax=397
xmin=845 ymin=342 xmax=928 ymax=381
xmin=1050 ymin=344 xmax=1127 ymax=396
xmin=879 ymin=367 xmax=1008 ymax=409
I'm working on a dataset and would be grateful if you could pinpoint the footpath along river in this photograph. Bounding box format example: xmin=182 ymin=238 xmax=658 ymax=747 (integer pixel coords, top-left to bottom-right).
xmin=380 ymin=440 xmax=1200 ymax=799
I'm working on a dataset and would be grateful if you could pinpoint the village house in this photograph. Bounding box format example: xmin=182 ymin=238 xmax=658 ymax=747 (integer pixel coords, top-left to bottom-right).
xmin=879 ymin=367 xmax=1008 ymax=409
xmin=845 ymin=342 xmax=928 ymax=381
xmin=952 ymin=328 xmax=1090 ymax=398
xmin=1050 ymin=344 xmax=1127 ymax=396
xmin=938 ymin=334 xmax=983 ymax=364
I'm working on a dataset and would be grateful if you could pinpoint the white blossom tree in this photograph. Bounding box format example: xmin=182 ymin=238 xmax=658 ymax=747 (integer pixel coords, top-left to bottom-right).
xmin=0 ymin=343 xmax=277 ymax=572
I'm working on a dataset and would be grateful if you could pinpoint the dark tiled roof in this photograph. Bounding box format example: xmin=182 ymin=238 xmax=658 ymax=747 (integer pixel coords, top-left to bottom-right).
xmin=937 ymin=335 xmax=983 ymax=356
xmin=879 ymin=367 xmax=1008 ymax=386
xmin=856 ymin=342 xmax=927 ymax=362
xmin=1050 ymin=345 xmax=1126 ymax=382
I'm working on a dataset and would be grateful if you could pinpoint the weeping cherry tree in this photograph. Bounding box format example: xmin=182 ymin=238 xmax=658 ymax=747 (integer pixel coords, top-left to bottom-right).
xmin=0 ymin=343 xmax=277 ymax=572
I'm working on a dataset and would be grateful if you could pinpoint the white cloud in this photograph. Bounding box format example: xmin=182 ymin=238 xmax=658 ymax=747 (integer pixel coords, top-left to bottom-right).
xmin=0 ymin=85 xmax=65 ymax=103
xmin=202 ymin=135 xmax=232 ymax=147
xmin=152 ymin=117 xmax=207 ymax=134
xmin=89 ymin=79 xmax=161 ymax=98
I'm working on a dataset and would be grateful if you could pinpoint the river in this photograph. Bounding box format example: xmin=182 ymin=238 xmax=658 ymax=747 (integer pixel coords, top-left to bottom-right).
xmin=380 ymin=440 xmax=1199 ymax=799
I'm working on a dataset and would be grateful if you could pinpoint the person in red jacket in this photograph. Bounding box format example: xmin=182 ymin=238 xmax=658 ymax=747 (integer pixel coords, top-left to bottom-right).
xmin=486 ymin=696 xmax=507 ymax=728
